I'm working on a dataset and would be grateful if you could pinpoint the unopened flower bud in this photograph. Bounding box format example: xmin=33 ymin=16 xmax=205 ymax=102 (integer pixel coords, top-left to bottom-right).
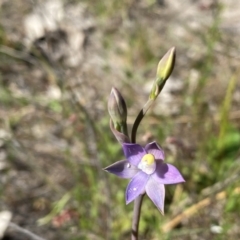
xmin=149 ymin=47 xmax=176 ymax=100
xmin=108 ymin=87 xmax=127 ymax=131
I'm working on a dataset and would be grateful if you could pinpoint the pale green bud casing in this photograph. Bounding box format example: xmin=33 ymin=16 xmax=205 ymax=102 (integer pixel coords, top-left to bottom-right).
xmin=149 ymin=47 xmax=176 ymax=100
xmin=108 ymin=87 xmax=127 ymax=132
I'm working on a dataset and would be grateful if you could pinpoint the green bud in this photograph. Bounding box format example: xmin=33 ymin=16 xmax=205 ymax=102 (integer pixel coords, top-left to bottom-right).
xmin=108 ymin=87 xmax=127 ymax=131
xmin=149 ymin=47 xmax=176 ymax=100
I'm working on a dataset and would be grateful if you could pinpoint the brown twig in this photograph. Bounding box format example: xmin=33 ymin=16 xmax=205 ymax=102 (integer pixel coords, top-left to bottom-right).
xmin=162 ymin=187 xmax=240 ymax=233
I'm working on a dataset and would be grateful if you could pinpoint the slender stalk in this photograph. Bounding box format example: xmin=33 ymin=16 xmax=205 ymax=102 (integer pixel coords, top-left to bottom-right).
xmin=131 ymin=110 xmax=144 ymax=144
xmin=131 ymin=99 xmax=153 ymax=144
xmin=131 ymin=194 xmax=145 ymax=240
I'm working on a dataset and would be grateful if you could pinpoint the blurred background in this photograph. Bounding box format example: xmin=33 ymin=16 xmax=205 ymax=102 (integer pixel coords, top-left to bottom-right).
xmin=0 ymin=0 xmax=240 ymax=239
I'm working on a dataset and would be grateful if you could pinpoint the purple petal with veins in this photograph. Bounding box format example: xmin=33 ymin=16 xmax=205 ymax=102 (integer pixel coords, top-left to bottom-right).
xmin=152 ymin=161 xmax=185 ymax=184
xmin=126 ymin=171 xmax=149 ymax=204
xmin=122 ymin=143 xmax=146 ymax=166
xmin=146 ymin=177 xmax=165 ymax=214
xmin=145 ymin=141 xmax=165 ymax=160
xmin=104 ymin=160 xmax=140 ymax=179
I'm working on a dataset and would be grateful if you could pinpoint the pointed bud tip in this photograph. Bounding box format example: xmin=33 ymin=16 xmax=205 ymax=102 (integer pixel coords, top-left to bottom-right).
xmin=110 ymin=87 xmax=118 ymax=95
xmin=157 ymin=47 xmax=176 ymax=80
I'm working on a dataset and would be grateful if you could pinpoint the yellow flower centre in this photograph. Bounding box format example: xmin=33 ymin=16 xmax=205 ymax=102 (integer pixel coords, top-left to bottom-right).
xmin=138 ymin=154 xmax=156 ymax=175
xmin=142 ymin=154 xmax=155 ymax=164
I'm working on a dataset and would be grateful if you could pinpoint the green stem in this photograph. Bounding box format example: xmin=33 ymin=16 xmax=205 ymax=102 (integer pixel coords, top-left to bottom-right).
xmin=131 ymin=99 xmax=154 ymax=143
xmin=131 ymin=194 xmax=145 ymax=240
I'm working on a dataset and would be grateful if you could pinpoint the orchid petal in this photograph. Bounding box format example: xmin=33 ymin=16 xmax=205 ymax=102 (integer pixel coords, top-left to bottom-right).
xmin=104 ymin=160 xmax=140 ymax=179
xmin=122 ymin=143 xmax=146 ymax=166
xmin=126 ymin=171 xmax=149 ymax=204
xmin=146 ymin=177 xmax=165 ymax=214
xmin=145 ymin=141 xmax=165 ymax=160
xmin=152 ymin=161 xmax=185 ymax=184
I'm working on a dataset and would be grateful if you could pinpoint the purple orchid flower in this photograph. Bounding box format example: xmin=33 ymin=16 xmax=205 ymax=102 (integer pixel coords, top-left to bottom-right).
xmin=104 ymin=141 xmax=185 ymax=214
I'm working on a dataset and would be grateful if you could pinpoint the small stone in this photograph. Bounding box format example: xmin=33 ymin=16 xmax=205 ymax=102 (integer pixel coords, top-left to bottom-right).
xmin=0 ymin=211 xmax=12 ymax=238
